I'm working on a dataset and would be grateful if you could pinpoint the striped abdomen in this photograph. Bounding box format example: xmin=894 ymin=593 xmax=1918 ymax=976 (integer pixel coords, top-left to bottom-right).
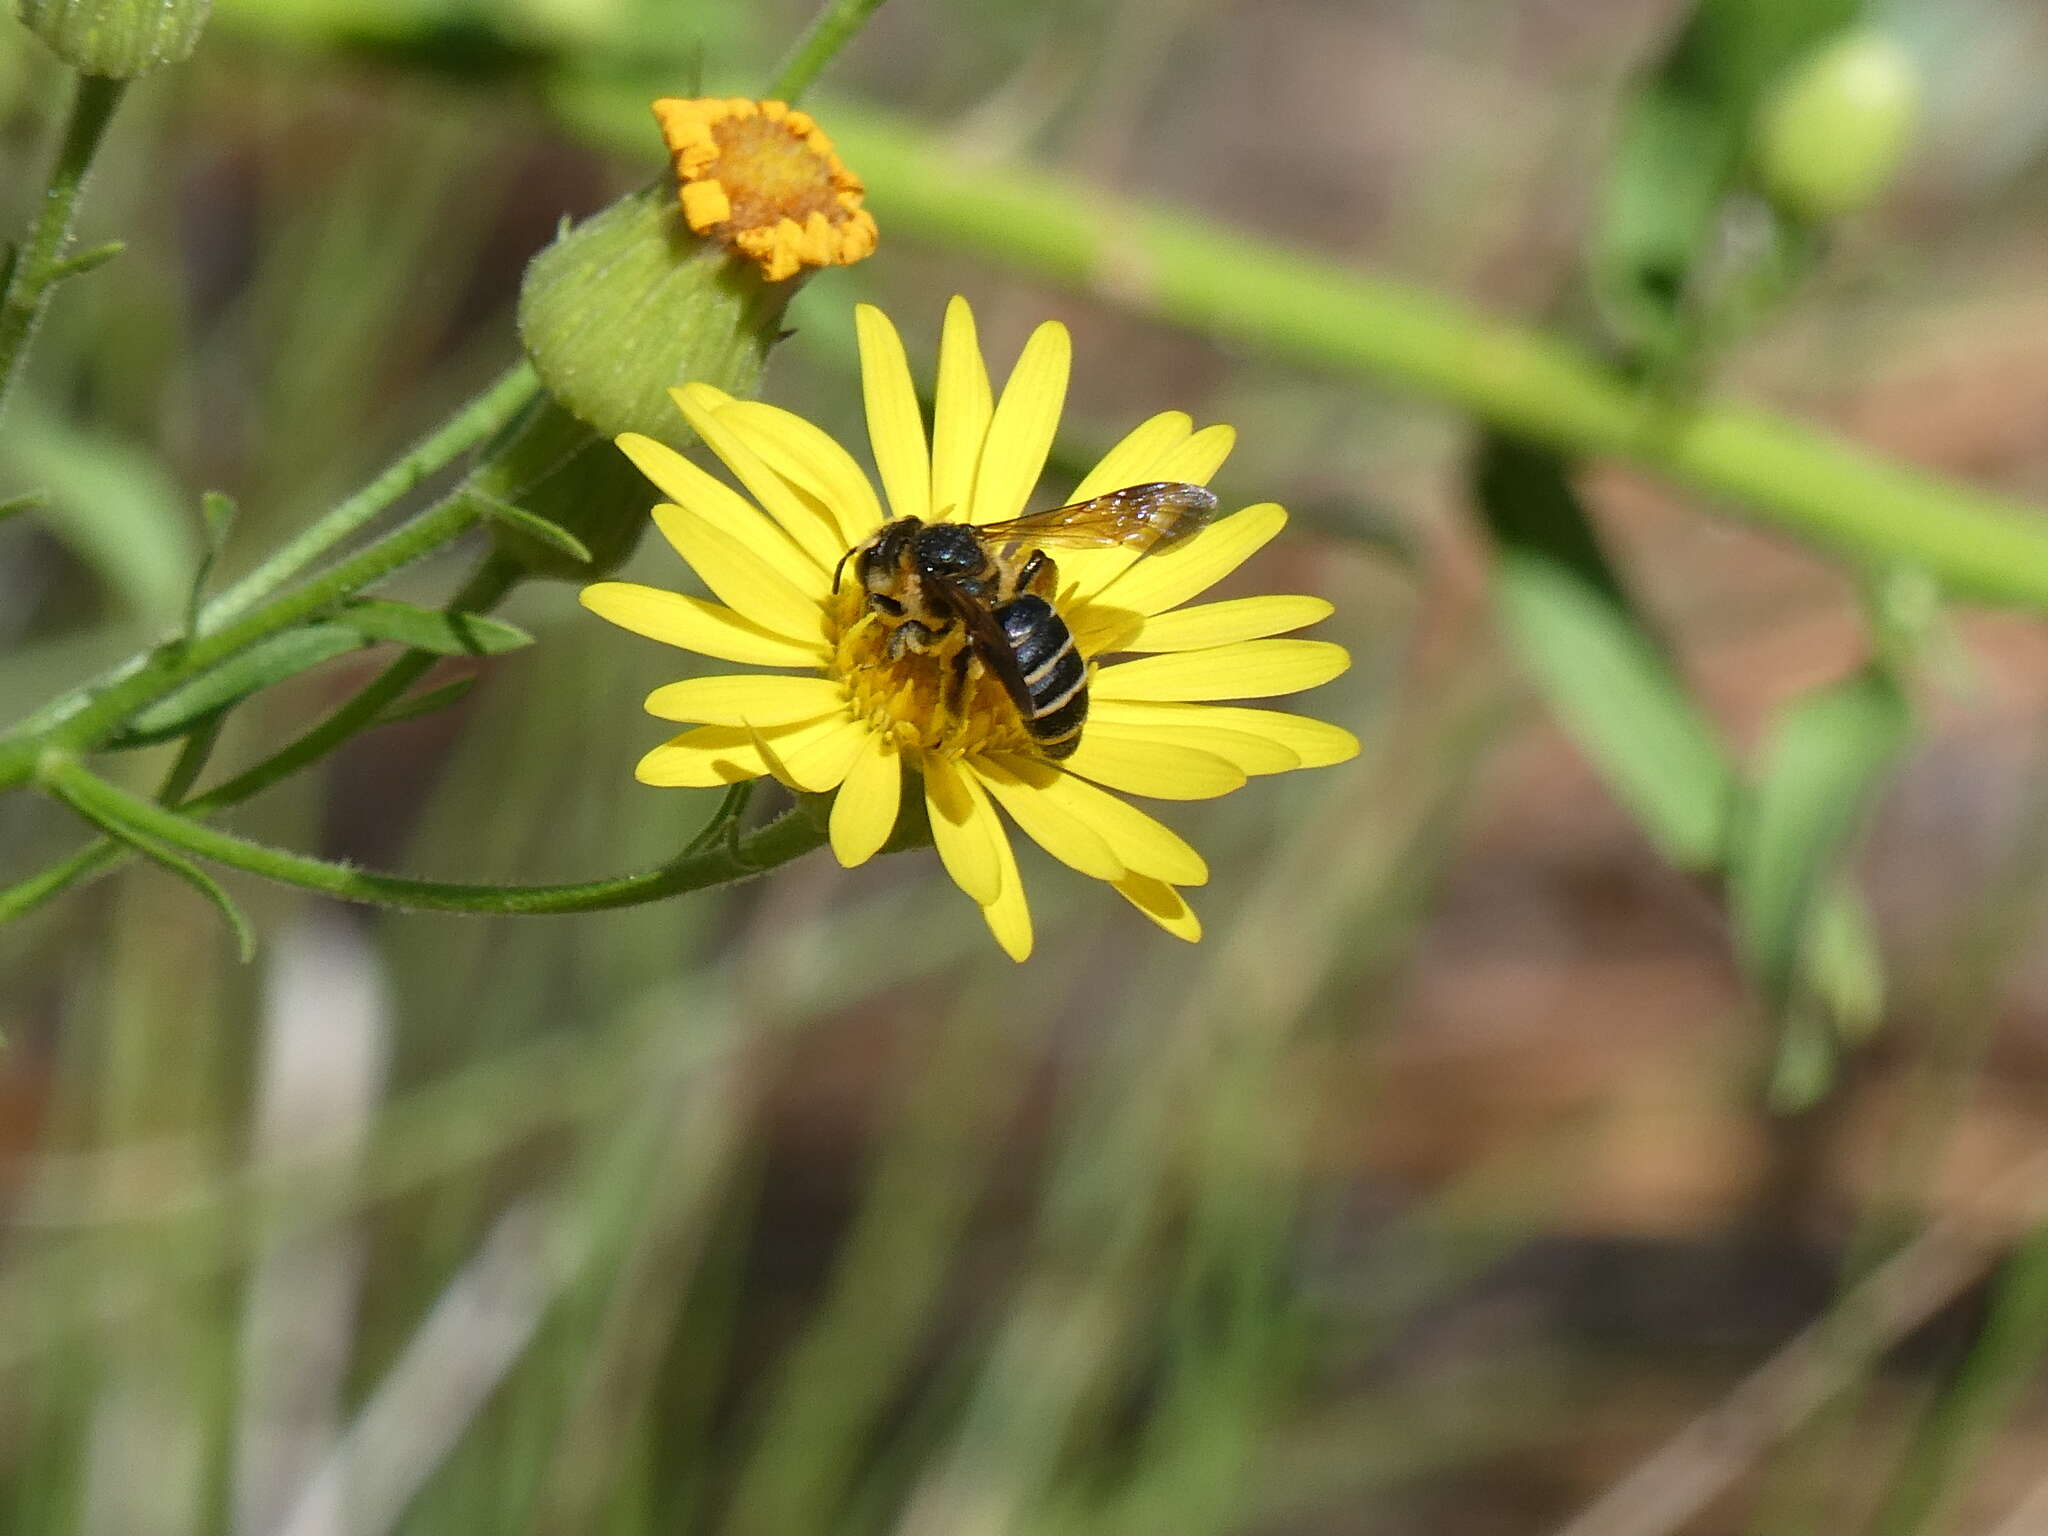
xmin=996 ymin=595 xmax=1086 ymax=759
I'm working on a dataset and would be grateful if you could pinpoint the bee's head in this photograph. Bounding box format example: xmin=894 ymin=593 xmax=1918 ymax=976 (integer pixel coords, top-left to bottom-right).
xmin=912 ymin=523 xmax=984 ymax=579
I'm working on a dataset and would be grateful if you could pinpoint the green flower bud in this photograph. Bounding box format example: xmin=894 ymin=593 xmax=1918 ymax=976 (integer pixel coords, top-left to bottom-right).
xmin=503 ymin=183 xmax=791 ymax=579
xmin=14 ymin=0 xmax=210 ymax=77
xmin=1755 ymin=30 xmax=1920 ymax=223
xmin=518 ymin=182 xmax=788 ymax=449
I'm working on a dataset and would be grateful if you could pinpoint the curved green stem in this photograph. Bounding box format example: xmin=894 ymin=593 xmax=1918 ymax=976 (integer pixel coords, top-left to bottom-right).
xmin=792 ymin=105 xmax=2048 ymax=609
xmin=0 ymin=491 xmax=484 ymax=791
xmin=767 ymin=0 xmax=891 ymax=102
xmin=0 ymin=560 xmax=521 ymax=921
xmin=0 ymin=75 xmax=126 ymax=422
xmin=40 ymin=755 xmax=825 ymax=915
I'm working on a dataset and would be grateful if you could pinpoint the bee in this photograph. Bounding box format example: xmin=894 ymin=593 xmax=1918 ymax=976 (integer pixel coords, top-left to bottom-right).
xmin=834 ymin=482 xmax=1221 ymax=759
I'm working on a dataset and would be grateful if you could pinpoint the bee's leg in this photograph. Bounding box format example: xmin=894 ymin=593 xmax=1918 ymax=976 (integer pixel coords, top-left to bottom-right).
xmin=943 ymin=644 xmax=974 ymax=714
xmin=1017 ymin=550 xmax=1058 ymax=601
xmin=884 ymin=618 xmax=945 ymax=661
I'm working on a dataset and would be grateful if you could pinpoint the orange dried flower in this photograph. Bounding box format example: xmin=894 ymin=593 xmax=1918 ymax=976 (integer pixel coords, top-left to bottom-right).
xmin=652 ymin=97 xmax=879 ymax=283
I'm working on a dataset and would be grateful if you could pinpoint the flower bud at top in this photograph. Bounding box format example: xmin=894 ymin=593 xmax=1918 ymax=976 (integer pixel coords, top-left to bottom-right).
xmin=505 ymin=98 xmax=878 ymax=578
xmin=14 ymin=0 xmax=210 ymax=77
xmin=1754 ymin=30 xmax=1920 ymax=223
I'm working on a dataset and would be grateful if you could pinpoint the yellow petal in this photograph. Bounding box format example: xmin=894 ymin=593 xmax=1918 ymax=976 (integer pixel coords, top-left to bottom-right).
xmin=1131 ymin=595 xmax=1333 ymax=651
xmin=716 ymin=399 xmax=885 ymax=544
xmin=1090 ymin=639 xmax=1349 ymax=703
xmin=670 ymin=387 xmax=844 ymax=573
xmin=617 ymin=432 xmax=828 ymax=584
xmin=1113 ymin=872 xmax=1202 ymax=943
xmin=633 ymin=714 xmax=852 ymax=787
xmin=930 ymin=296 xmax=992 ymax=522
xmin=1087 ymin=703 xmax=1361 ymax=769
xmin=986 ymin=753 xmax=1207 ymax=885
xmin=830 ymin=728 xmax=902 ymax=867
xmin=969 ymin=319 xmax=1070 ymax=525
xmin=578 ymin=583 xmax=824 ymax=665
xmin=1067 ymin=601 xmax=1145 ymax=658
xmin=650 ymin=504 xmax=829 ymax=643
xmin=856 ymin=303 xmax=932 ymax=521
xmin=1152 ymin=423 xmax=1236 ymax=485
xmin=923 ymin=751 xmax=1002 ymax=904
xmin=643 ymin=674 xmax=846 ymax=725
xmin=1081 ymin=503 xmax=1287 ymax=614
xmin=969 ymin=754 xmax=1123 ymax=881
xmin=1059 ymin=732 xmax=1246 ymax=800
xmin=779 ymin=714 xmax=871 ymax=792
xmin=1080 ymin=714 xmax=1299 ymax=776
xmin=978 ymin=824 xmax=1033 ymax=962
xmin=1068 ymin=410 xmax=1193 ymax=502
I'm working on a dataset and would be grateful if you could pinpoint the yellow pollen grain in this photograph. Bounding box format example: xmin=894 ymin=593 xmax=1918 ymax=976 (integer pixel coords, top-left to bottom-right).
xmin=826 ymin=587 xmax=1042 ymax=762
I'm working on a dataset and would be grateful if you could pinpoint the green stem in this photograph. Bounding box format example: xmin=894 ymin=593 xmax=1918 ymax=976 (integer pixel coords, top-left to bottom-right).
xmin=0 ymin=712 xmax=228 ymax=922
xmin=767 ymin=0 xmax=891 ymax=102
xmin=793 ymin=106 xmax=2048 ymax=608
xmin=0 ymin=490 xmax=484 ymax=791
xmin=40 ymin=756 xmax=826 ymax=915
xmin=0 ymin=75 xmax=126 ymax=422
xmin=0 ymin=560 xmax=521 ymax=921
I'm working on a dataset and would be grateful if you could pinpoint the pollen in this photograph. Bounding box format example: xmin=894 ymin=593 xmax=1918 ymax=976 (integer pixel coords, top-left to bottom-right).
xmin=652 ymin=97 xmax=879 ymax=282
xmin=827 ymin=585 xmax=1043 ymax=761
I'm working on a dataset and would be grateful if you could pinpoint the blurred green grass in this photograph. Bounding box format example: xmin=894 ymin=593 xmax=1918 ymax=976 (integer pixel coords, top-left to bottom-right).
xmin=5 ymin=1 xmax=2048 ymax=1533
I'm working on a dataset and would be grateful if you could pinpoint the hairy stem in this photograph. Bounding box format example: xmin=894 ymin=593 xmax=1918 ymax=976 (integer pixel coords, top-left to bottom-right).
xmin=40 ymin=756 xmax=826 ymax=916
xmin=0 ymin=75 xmax=126 ymax=422
xmin=0 ymin=560 xmax=522 ymax=922
xmin=767 ymin=0 xmax=892 ymax=102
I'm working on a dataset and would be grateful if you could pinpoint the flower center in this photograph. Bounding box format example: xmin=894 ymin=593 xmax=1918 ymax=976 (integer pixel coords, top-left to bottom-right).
xmin=826 ymin=583 xmax=1049 ymax=761
xmin=708 ymin=115 xmax=849 ymax=230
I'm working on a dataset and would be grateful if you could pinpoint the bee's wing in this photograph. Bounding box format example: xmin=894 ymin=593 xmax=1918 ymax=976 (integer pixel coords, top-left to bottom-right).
xmin=926 ymin=573 xmax=1035 ymax=719
xmin=976 ymin=482 xmax=1220 ymax=554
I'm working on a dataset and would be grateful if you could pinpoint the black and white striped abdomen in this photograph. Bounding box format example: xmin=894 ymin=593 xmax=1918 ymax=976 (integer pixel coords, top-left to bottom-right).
xmin=996 ymin=595 xmax=1087 ymax=759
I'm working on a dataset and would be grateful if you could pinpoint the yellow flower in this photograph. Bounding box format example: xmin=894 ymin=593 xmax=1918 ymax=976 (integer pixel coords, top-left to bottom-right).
xmin=652 ymin=97 xmax=878 ymax=282
xmin=581 ymin=298 xmax=1357 ymax=960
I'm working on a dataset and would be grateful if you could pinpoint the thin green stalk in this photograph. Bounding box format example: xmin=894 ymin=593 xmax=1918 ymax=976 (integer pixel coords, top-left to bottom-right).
xmin=767 ymin=0 xmax=891 ymax=102
xmin=0 ymin=561 xmax=520 ymax=922
xmin=39 ymin=756 xmax=825 ymax=915
xmin=786 ymin=106 xmax=2048 ymax=607
xmin=0 ymin=490 xmax=484 ymax=791
xmin=0 ymin=75 xmax=126 ymax=421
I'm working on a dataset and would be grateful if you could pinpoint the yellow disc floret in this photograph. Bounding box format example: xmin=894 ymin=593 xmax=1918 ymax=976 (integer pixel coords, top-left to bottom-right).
xmin=652 ymin=97 xmax=879 ymax=282
xmin=828 ymin=584 xmax=1044 ymax=761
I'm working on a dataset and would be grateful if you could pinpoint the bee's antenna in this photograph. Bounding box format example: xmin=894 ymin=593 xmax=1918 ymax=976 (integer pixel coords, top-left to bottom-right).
xmin=832 ymin=546 xmax=857 ymax=594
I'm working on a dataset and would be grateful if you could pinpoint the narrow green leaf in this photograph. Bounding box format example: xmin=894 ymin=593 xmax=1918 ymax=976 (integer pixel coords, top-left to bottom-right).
xmin=120 ymin=624 xmax=368 ymax=745
xmin=373 ymin=675 xmax=477 ymax=726
xmin=464 ymin=488 xmax=595 ymax=566
xmin=184 ymin=490 xmax=238 ymax=638
xmin=338 ymin=599 xmax=534 ymax=655
xmin=50 ymin=785 xmax=256 ymax=962
xmin=1474 ymin=435 xmax=1734 ymax=868
xmin=1729 ymin=666 xmax=1911 ymax=1015
xmin=48 ymin=239 xmax=125 ymax=281
xmin=0 ymin=489 xmax=47 ymax=523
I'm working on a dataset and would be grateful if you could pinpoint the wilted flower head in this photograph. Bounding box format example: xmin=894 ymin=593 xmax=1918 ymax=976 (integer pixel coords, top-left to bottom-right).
xmin=582 ymin=299 xmax=1356 ymax=959
xmin=653 ymin=97 xmax=878 ymax=282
